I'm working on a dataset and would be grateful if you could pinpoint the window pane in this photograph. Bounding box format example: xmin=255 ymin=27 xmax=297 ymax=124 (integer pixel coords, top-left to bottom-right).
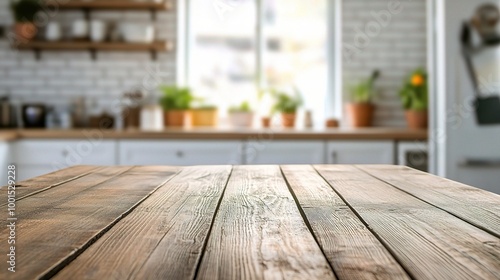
xmin=190 ymin=0 xmax=257 ymax=111
xmin=263 ymin=0 xmax=328 ymax=122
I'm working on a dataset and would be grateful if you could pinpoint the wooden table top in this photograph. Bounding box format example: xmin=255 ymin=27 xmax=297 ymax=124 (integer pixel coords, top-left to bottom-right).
xmin=1 ymin=165 xmax=499 ymax=279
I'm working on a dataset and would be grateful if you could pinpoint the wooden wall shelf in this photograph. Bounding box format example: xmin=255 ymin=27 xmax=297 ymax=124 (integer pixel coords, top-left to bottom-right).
xmin=16 ymin=41 xmax=173 ymax=60
xmin=50 ymin=1 xmax=172 ymax=11
xmin=17 ymin=41 xmax=173 ymax=51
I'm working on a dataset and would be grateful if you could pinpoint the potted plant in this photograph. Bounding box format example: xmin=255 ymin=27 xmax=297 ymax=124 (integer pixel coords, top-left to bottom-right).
xmin=191 ymin=105 xmax=218 ymax=127
xmin=399 ymin=68 xmax=428 ymax=129
xmin=10 ymin=0 xmax=41 ymax=41
xmin=346 ymin=70 xmax=380 ymax=127
xmin=271 ymin=88 xmax=303 ymax=128
xmin=159 ymin=86 xmax=194 ymax=127
xmin=229 ymin=101 xmax=254 ymax=128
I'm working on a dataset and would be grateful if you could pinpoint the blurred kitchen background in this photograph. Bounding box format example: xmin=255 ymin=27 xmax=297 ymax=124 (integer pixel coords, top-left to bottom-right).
xmin=0 ymin=0 xmax=499 ymax=194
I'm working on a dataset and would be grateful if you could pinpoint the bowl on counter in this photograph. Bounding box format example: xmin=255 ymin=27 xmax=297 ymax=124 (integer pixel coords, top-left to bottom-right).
xmin=120 ymin=23 xmax=155 ymax=43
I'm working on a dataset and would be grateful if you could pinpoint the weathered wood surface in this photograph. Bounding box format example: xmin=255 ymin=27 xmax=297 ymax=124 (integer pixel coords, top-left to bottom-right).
xmin=315 ymin=165 xmax=500 ymax=280
xmin=2 ymin=165 xmax=99 ymax=202
xmin=1 ymin=165 xmax=499 ymax=280
xmin=54 ymin=166 xmax=232 ymax=280
xmin=196 ymin=165 xmax=336 ymax=280
xmin=0 ymin=166 xmax=179 ymax=280
xmin=357 ymin=165 xmax=500 ymax=238
xmin=281 ymin=165 xmax=410 ymax=280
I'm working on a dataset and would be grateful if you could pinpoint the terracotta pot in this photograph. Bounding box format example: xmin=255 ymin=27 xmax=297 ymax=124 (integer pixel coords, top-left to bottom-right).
xmin=164 ymin=110 xmax=191 ymax=127
xmin=261 ymin=117 xmax=271 ymax=128
xmin=15 ymin=22 xmax=38 ymax=41
xmin=191 ymin=108 xmax=218 ymax=127
xmin=405 ymin=110 xmax=428 ymax=129
xmin=281 ymin=113 xmax=296 ymax=128
xmin=346 ymin=103 xmax=375 ymax=127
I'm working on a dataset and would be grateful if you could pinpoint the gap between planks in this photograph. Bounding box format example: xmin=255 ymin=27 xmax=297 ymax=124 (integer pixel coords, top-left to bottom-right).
xmin=355 ymin=165 xmax=500 ymax=239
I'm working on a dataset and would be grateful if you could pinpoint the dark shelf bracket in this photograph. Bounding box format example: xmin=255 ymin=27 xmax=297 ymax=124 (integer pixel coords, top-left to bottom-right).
xmin=150 ymin=50 xmax=157 ymax=61
xmin=90 ymin=49 xmax=97 ymax=60
xmin=34 ymin=49 xmax=41 ymax=60
xmin=151 ymin=9 xmax=156 ymax=21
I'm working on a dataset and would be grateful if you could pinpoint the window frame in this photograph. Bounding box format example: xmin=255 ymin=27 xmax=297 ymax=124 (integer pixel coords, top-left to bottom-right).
xmin=179 ymin=0 xmax=342 ymax=119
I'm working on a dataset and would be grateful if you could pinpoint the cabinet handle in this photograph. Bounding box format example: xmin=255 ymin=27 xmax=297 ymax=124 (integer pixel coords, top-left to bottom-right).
xmin=176 ymin=151 xmax=184 ymax=158
xmin=331 ymin=151 xmax=337 ymax=164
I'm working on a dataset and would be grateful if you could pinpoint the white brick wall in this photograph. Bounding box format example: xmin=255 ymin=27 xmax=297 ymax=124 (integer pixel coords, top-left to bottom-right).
xmin=0 ymin=1 xmax=176 ymax=113
xmin=343 ymin=0 xmax=427 ymax=127
xmin=0 ymin=1 xmax=425 ymax=128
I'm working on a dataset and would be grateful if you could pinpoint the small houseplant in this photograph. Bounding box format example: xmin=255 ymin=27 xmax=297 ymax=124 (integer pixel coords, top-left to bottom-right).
xmin=159 ymin=86 xmax=194 ymax=127
xmin=10 ymin=0 xmax=41 ymax=41
xmin=399 ymin=68 xmax=428 ymax=129
xmin=346 ymin=70 xmax=380 ymax=127
xmin=229 ymin=101 xmax=254 ymax=128
xmin=191 ymin=104 xmax=218 ymax=127
xmin=271 ymin=88 xmax=303 ymax=128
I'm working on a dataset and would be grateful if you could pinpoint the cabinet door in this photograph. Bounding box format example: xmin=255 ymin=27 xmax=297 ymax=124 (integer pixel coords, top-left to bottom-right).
xmin=14 ymin=140 xmax=117 ymax=180
xmin=245 ymin=141 xmax=325 ymax=164
xmin=119 ymin=140 xmax=243 ymax=165
xmin=327 ymin=141 xmax=394 ymax=164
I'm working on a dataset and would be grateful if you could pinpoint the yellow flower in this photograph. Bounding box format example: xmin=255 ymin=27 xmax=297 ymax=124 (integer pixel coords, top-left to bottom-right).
xmin=411 ymin=74 xmax=424 ymax=87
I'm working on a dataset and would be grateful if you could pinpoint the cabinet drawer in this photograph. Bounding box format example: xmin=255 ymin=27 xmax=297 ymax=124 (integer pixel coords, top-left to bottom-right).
xmin=245 ymin=141 xmax=326 ymax=164
xmin=14 ymin=140 xmax=117 ymax=166
xmin=327 ymin=141 xmax=394 ymax=164
xmin=119 ymin=140 xmax=243 ymax=165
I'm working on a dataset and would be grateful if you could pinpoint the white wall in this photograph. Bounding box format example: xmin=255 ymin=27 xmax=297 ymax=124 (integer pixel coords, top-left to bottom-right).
xmin=343 ymin=0 xmax=427 ymax=127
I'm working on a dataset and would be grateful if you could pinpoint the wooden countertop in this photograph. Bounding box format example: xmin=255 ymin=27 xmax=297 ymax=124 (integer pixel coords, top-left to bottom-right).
xmin=0 ymin=127 xmax=427 ymax=141
xmin=2 ymin=165 xmax=499 ymax=279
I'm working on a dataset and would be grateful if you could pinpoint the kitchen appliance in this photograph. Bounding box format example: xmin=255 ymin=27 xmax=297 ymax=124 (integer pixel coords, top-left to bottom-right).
xmin=429 ymin=0 xmax=500 ymax=194
xmin=0 ymin=97 xmax=16 ymax=128
xmin=22 ymin=104 xmax=46 ymax=128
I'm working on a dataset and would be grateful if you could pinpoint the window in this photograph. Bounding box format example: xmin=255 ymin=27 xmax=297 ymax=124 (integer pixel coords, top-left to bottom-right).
xmin=187 ymin=0 xmax=329 ymax=122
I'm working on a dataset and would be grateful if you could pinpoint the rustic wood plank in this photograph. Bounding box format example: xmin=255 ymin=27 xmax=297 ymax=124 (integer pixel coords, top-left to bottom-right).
xmin=53 ymin=166 xmax=232 ymax=280
xmin=357 ymin=165 xmax=500 ymax=238
xmin=196 ymin=165 xmax=336 ymax=280
xmin=2 ymin=165 xmax=100 ymax=202
xmin=0 ymin=166 xmax=179 ymax=280
xmin=281 ymin=165 xmax=410 ymax=280
xmin=315 ymin=165 xmax=500 ymax=280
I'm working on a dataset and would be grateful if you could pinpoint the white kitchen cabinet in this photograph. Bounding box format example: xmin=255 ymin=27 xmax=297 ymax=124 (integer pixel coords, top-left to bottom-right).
xmin=118 ymin=140 xmax=244 ymax=165
xmin=244 ymin=141 xmax=325 ymax=164
xmin=14 ymin=140 xmax=117 ymax=180
xmin=0 ymin=141 xmax=12 ymax=185
xmin=326 ymin=141 xmax=394 ymax=164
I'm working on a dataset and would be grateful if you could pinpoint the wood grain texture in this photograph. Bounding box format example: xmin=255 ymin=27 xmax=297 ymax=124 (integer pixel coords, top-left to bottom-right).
xmin=3 ymin=127 xmax=428 ymax=141
xmin=1 ymin=165 xmax=99 ymax=202
xmin=0 ymin=166 xmax=179 ymax=280
xmin=17 ymin=41 xmax=173 ymax=51
xmin=357 ymin=165 xmax=500 ymax=238
xmin=281 ymin=165 xmax=410 ymax=280
xmin=315 ymin=165 xmax=500 ymax=280
xmin=54 ymin=166 xmax=232 ymax=280
xmin=54 ymin=0 xmax=172 ymax=10
xmin=196 ymin=165 xmax=336 ymax=280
